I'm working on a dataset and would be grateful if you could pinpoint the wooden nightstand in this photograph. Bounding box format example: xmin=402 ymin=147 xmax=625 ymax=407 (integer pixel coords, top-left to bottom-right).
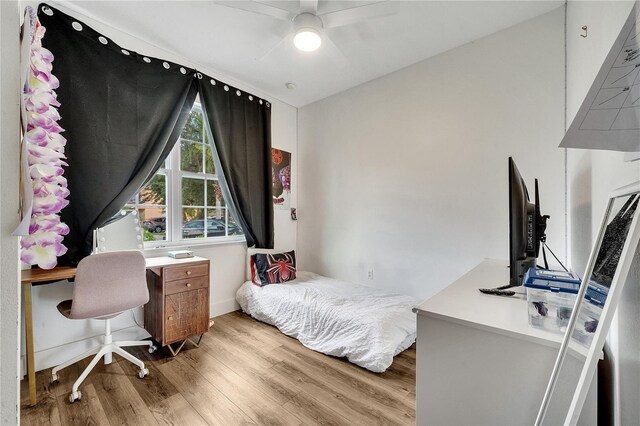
xmin=144 ymin=256 xmax=210 ymax=356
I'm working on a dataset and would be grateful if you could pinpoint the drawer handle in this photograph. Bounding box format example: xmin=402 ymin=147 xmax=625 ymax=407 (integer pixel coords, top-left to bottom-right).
xmin=168 ymin=316 xmax=173 ymax=321
xmin=186 ymin=283 xmax=192 ymax=288
xmin=186 ymin=270 xmax=192 ymax=276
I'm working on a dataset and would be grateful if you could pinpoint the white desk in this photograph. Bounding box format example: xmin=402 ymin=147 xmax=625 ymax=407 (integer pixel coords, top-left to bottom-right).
xmin=414 ymin=259 xmax=596 ymax=425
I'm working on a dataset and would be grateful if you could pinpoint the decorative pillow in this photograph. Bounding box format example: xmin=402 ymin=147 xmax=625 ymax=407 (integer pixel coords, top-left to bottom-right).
xmin=246 ymin=248 xmax=281 ymax=281
xmin=251 ymin=250 xmax=297 ymax=286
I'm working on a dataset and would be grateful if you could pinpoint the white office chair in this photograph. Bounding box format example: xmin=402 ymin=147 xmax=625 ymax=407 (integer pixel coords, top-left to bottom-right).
xmin=50 ymin=251 xmax=156 ymax=403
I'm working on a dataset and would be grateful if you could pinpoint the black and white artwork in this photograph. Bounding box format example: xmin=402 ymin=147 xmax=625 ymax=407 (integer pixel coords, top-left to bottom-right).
xmin=560 ymin=2 xmax=640 ymax=152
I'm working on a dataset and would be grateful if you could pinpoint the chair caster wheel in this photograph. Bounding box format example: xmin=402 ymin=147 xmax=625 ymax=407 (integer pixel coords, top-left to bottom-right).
xmin=69 ymin=390 xmax=81 ymax=403
xmin=138 ymin=368 xmax=149 ymax=379
xmin=148 ymin=345 xmax=157 ymax=354
xmin=50 ymin=372 xmax=58 ymax=383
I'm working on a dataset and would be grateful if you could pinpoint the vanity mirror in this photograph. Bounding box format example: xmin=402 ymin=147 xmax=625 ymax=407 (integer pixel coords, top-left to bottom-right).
xmin=536 ymin=181 xmax=640 ymax=425
xmin=93 ymin=210 xmax=144 ymax=253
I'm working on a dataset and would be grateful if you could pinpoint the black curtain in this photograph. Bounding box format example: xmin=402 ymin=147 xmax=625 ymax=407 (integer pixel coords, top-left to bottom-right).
xmin=198 ymin=80 xmax=274 ymax=248
xmin=38 ymin=4 xmax=198 ymax=264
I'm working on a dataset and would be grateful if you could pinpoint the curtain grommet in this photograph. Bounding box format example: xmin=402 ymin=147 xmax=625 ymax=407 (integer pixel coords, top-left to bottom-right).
xmin=42 ymin=6 xmax=53 ymax=16
xmin=236 ymin=90 xmax=241 ymax=96
xmin=210 ymin=79 xmax=216 ymax=85
xmin=163 ymin=62 xmax=170 ymax=69
xmin=249 ymin=96 xmax=254 ymax=101
xmin=72 ymin=22 xmax=83 ymax=31
xmin=224 ymin=85 xmax=229 ymax=91
xmin=180 ymin=67 xmax=187 ymax=75
xmin=143 ymin=57 xmax=151 ymax=63
xmin=98 ymin=36 xmax=108 ymax=45
xmin=121 ymin=49 xmax=130 ymax=56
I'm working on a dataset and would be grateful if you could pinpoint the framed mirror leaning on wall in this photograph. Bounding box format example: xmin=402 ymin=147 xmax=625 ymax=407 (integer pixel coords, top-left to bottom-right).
xmin=536 ymin=181 xmax=640 ymax=425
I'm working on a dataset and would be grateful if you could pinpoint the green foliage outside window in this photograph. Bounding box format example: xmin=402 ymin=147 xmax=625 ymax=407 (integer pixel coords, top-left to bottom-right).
xmin=127 ymin=105 xmax=240 ymax=243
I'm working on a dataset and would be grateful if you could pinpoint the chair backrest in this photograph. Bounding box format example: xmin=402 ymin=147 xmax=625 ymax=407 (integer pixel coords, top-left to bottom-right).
xmin=70 ymin=251 xmax=148 ymax=320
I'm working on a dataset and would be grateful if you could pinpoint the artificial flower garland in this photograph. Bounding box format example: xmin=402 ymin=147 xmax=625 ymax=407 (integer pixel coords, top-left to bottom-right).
xmin=20 ymin=16 xmax=70 ymax=269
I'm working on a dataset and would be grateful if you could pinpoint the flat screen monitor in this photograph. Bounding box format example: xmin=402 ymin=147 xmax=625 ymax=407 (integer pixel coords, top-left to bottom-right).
xmin=509 ymin=157 xmax=548 ymax=286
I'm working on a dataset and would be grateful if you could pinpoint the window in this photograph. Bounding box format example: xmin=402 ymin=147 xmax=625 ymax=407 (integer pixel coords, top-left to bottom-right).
xmin=126 ymin=102 xmax=243 ymax=246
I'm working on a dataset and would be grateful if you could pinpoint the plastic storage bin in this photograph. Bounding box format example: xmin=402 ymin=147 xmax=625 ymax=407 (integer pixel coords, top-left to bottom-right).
xmin=571 ymin=281 xmax=608 ymax=347
xmin=523 ymin=268 xmax=581 ymax=333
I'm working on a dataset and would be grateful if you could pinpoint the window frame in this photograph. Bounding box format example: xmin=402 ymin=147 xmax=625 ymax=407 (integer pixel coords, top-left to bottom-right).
xmin=131 ymin=103 xmax=245 ymax=249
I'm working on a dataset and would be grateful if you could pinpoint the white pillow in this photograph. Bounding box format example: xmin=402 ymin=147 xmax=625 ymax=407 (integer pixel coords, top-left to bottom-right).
xmin=246 ymin=248 xmax=284 ymax=281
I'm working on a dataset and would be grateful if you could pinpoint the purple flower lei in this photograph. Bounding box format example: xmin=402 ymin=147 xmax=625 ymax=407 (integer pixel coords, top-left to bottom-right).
xmin=20 ymin=15 xmax=70 ymax=269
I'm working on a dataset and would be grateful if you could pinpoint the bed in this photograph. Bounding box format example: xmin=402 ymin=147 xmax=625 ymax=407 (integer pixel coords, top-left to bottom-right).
xmin=236 ymin=271 xmax=419 ymax=373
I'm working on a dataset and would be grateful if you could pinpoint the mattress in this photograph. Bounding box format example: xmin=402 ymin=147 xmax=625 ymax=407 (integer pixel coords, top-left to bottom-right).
xmin=236 ymin=271 xmax=419 ymax=373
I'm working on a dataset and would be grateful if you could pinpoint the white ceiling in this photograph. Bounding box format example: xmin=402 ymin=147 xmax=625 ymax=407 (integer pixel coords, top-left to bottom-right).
xmin=54 ymin=1 xmax=563 ymax=107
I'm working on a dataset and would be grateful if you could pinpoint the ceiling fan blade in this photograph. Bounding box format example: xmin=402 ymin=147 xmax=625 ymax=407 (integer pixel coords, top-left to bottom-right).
xmin=299 ymin=0 xmax=318 ymax=14
xmin=214 ymin=1 xmax=295 ymax=21
xmin=320 ymin=1 xmax=397 ymax=29
xmin=321 ymin=34 xmax=348 ymax=69
xmin=256 ymin=32 xmax=294 ymax=62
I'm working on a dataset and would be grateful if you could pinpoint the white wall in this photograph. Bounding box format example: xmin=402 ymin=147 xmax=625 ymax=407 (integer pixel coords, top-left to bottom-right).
xmin=565 ymin=1 xmax=639 ymax=423
xmin=18 ymin=1 xmax=298 ymax=372
xmin=272 ymin=104 xmax=298 ymax=251
xmin=297 ymin=8 xmax=566 ymax=300
xmin=0 ymin=2 xmax=21 ymax=423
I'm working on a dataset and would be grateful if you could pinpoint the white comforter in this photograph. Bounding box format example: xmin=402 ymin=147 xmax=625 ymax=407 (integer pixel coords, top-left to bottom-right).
xmin=236 ymin=271 xmax=419 ymax=373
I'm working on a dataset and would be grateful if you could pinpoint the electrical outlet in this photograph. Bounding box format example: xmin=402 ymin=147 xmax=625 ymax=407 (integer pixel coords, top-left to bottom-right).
xmin=367 ymin=269 xmax=374 ymax=280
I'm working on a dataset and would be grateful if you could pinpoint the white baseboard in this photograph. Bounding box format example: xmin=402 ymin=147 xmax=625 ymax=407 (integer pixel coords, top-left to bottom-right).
xmin=22 ymin=325 xmax=150 ymax=376
xmin=211 ymin=297 xmax=240 ymax=317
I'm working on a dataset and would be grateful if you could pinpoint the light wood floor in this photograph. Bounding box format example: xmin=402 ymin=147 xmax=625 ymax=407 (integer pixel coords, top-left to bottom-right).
xmin=20 ymin=310 xmax=416 ymax=426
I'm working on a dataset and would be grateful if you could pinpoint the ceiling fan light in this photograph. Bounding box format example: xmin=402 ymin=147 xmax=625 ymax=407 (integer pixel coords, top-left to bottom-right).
xmin=294 ymin=29 xmax=322 ymax=52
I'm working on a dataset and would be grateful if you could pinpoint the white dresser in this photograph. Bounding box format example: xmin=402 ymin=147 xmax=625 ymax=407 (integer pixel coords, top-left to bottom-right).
xmin=414 ymin=259 xmax=596 ymax=425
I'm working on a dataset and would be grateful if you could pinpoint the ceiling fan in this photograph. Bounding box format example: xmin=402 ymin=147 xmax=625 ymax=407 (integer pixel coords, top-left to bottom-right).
xmin=214 ymin=0 xmax=397 ymax=64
